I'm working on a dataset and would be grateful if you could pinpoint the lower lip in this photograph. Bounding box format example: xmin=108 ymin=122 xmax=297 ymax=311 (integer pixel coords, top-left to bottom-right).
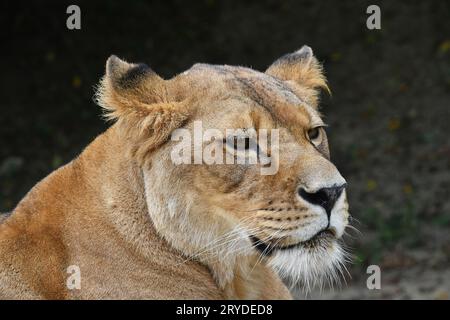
xmin=251 ymin=229 xmax=335 ymax=255
xmin=281 ymin=229 xmax=335 ymax=250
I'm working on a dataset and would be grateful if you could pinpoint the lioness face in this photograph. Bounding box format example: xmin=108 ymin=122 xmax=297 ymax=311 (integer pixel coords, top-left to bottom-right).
xmin=99 ymin=46 xmax=350 ymax=290
xmin=169 ymin=67 xmax=348 ymax=287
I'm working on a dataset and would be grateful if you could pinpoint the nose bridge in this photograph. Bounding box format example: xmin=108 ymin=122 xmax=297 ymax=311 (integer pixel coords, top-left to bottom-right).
xmin=297 ymin=153 xmax=346 ymax=193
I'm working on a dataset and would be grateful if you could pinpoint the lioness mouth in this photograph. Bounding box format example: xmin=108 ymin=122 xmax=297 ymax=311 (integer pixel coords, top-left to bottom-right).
xmin=250 ymin=229 xmax=336 ymax=256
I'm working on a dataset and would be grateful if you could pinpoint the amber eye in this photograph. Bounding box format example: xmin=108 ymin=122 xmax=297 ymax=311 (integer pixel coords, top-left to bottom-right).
xmin=307 ymin=127 xmax=320 ymax=141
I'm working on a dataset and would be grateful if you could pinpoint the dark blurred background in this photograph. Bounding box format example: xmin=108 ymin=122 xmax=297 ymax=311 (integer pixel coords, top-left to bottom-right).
xmin=1 ymin=0 xmax=449 ymax=299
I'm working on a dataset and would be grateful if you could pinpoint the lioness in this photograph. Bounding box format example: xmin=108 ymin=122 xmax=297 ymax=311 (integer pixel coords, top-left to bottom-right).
xmin=0 ymin=46 xmax=349 ymax=299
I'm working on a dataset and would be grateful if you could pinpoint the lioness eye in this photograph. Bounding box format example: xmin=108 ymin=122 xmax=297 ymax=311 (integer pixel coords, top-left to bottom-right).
xmin=308 ymin=127 xmax=320 ymax=141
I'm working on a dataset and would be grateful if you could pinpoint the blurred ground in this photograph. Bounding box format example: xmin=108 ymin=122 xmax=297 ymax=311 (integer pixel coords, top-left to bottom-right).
xmin=0 ymin=0 xmax=449 ymax=299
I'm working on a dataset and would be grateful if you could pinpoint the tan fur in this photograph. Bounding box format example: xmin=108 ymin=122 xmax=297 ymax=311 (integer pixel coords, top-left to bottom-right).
xmin=0 ymin=213 xmax=9 ymax=224
xmin=0 ymin=46 xmax=348 ymax=299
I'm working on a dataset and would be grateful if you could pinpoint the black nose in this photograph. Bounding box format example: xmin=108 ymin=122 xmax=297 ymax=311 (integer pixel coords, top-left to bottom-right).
xmin=298 ymin=184 xmax=346 ymax=219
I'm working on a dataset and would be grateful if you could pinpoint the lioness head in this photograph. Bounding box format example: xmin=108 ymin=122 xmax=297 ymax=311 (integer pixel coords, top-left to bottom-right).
xmin=96 ymin=46 xmax=350 ymax=291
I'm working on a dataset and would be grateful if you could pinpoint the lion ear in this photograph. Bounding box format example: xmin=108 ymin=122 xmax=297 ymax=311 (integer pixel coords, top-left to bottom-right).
xmin=97 ymin=55 xmax=171 ymax=119
xmin=265 ymin=46 xmax=329 ymax=107
xmin=96 ymin=55 xmax=189 ymax=165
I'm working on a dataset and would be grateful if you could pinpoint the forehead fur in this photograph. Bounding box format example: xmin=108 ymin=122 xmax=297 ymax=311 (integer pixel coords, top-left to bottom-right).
xmin=179 ymin=64 xmax=320 ymax=128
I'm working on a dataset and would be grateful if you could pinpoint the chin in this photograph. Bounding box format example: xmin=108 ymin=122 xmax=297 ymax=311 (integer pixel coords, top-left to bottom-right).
xmin=267 ymin=235 xmax=349 ymax=293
